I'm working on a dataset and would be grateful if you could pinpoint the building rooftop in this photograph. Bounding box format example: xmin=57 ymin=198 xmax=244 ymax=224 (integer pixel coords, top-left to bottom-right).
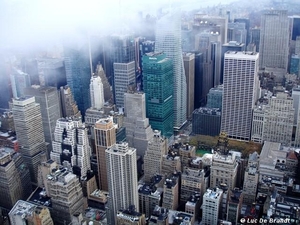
xmin=168 ymin=210 xmax=193 ymax=224
xmin=225 ymin=51 xmax=259 ymax=59
xmin=193 ymin=107 xmax=221 ymax=115
xmin=150 ymin=206 xmax=169 ymax=222
xmin=204 ymin=188 xmax=223 ymax=199
xmin=9 ymin=200 xmax=36 ymax=217
xmin=27 ymin=187 xmax=52 ymax=208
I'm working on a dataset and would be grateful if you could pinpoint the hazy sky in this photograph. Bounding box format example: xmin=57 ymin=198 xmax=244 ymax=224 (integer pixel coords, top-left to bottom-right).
xmin=0 ymin=0 xmax=234 ymax=50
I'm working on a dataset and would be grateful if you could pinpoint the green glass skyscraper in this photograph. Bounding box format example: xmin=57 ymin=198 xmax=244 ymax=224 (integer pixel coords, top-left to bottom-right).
xmin=142 ymin=52 xmax=173 ymax=138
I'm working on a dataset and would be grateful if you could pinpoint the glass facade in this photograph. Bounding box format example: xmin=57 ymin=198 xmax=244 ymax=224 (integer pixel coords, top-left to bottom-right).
xmin=290 ymin=54 xmax=300 ymax=76
xmin=142 ymin=53 xmax=174 ymax=138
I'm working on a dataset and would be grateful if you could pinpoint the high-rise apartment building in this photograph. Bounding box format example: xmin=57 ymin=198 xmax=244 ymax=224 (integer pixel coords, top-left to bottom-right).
xmin=143 ymin=130 xmax=168 ymax=182
xmin=123 ymin=90 xmax=153 ymax=157
xmin=155 ymin=12 xmax=187 ymax=129
xmin=202 ymin=188 xmax=223 ymax=225
xmin=142 ymin=52 xmax=174 ymax=138
xmin=10 ymin=68 xmax=31 ymax=99
xmin=113 ymin=61 xmax=136 ymax=108
xmin=0 ymin=147 xmax=31 ymax=210
xmin=183 ymin=53 xmax=195 ymax=120
xmin=24 ymin=85 xmax=61 ymax=157
xmin=90 ymin=75 xmax=105 ymax=110
xmin=59 ymin=86 xmax=81 ymax=118
xmin=259 ymin=10 xmax=289 ymax=70
xmin=12 ymin=97 xmax=47 ymax=184
xmin=94 ymin=117 xmax=116 ymax=191
xmin=162 ymin=173 xmax=180 ymax=210
xmin=243 ymin=152 xmax=259 ymax=205
xmin=221 ymin=51 xmax=259 ymax=140
xmin=51 ymin=118 xmax=91 ymax=178
xmin=106 ymin=142 xmax=139 ymax=225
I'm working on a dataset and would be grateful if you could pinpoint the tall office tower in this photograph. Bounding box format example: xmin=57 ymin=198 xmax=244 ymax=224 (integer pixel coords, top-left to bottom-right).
xmin=181 ymin=167 xmax=205 ymax=203
xmin=227 ymin=22 xmax=247 ymax=44
xmin=250 ymin=27 xmax=260 ymax=52
xmin=155 ymin=12 xmax=187 ymax=129
xmin=106 ymin=142 xmax=139 ymax=225
xmin=139 ymin=40 xmax=155 ymax=90
xmin=202 ymin=188 xmax=223 ymax=225
xmin=206 ymin=85 xmax=223 ymax=110
xmin=90 ymin=75 xmax=105 ymax=110
xmin=117 ymin=207 xmax=146 ymax=225
xmin=290 ymin=16 xmax=300 ymax=41
xmin=9 ymin=200 xmax=54 ymax=225
xmin=114 ymin=61 xmax=136 ymax=108
xmin=290 ymin=54 xmax=300 ymax=76
xmin=195 ymin=31 xmax=222 ymax=87
xmin=12 ymin=97 xmax=47 ymax=184
xmin=193 ymin=52 xmax=205 ymax=108
xmin=41 ymin=160 xmax=84 ymax=225
xmin=243 ymin=152 xmax=259 ymax=205
xmin=0 ymin=56 xmax=12 ymax=110
xmin=142 ymin=53 xmax=174 ymax=138
xmin=51 ymin=118 xmax=91 ymax=178
xmin=221 ymin=51 xmax=259 ymax=140
xmin=296 ymin=36 xmax=300 ymax=54
xmin=259 ymin=10 xmax=289 ymax=70
xmin=210 ymin=151 xmax=239 ymax=190
xmin=36 ymin=58 xmax=67 ymax=88
xmin=64 ymin=39 xmax=91 ymax=118
xmin=192 ymin=108 xmax=221 ymax=136
xmin=24 ymin=85 xmax=61 ymax=157
xmin=143 ymin=130 xmax=168 ymax=182
xmin=292 ymin=87 xmax=300 ymax=126
xmin=123 ymin=90 xmax=153 ymax=157
xmin=59 ymin=86 xmax=81 ymax=118
xmin=0 ymin=147 xmax=31 ymax=210
xmin=95 ymin=63 xmax=113 ymax=103
xmin=94 ymin=117 xmax=116 ymax=191
xmin=221 ymin=42 xmax=245 ymax=81
xmin=162 ymin=173 xmax=180 ymax=210
xmin=263 ymin=92 xmax=294 ymax=146
xmin=10 ymin=68 xmax=31 ymax=98
xmin=183 ymin=53 xmax=195 ymax=120
xmin=234 ymin=18 xmax=250 ymax=45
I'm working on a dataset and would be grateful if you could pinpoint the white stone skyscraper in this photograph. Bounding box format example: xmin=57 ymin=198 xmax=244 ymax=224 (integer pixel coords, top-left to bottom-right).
xmin=123 ymin=89 xmax=153 ymax=157
xmin=155 ymin=12 xmax=187 ymax=129
xmin=259 ymin=10 xmax=289 ymax=70
xmin=90 ymin=75 xmax=105 ymax=110
xmin=51 ymin=118 xmax=91 ymax=178
xmin=221 ymin=51 xmax=260 ymax=140
xmin=106 ymin=142 xmax=139 ymax=225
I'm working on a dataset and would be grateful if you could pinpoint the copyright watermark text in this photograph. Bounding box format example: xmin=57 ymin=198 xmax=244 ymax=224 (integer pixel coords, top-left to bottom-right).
xmin=240 ymin=218 xmax=291 ymax=224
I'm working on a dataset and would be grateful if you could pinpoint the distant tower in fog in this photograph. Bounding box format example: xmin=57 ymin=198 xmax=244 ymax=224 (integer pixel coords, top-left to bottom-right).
xmin=155 ymin=12 xmax=187 ymax=129
xmin=259 ymin=10 xmax=289 ymax=70
xmin=90 ymin=75 xmax=105 ymax=110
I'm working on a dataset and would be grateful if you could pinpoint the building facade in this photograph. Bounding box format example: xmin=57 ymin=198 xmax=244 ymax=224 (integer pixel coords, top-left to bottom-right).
xmin=202 ymin=188 xmax=223 ymax=225
xmin=221 ymin=51 xmax=259 ymax=140
xmin=106 ymin=142 xmax=139 ymax=225
xmin=183 ymin=53 xmax=195 ymax=120
xmin=142 ymin=52 xmax=174 ymax=138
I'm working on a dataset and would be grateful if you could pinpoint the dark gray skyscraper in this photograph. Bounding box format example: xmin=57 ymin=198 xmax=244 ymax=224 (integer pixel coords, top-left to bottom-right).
xmin=155 ymin=12 xmax=187 ymax=130
xmin=259 ymin=10 xmax=289 ymax=70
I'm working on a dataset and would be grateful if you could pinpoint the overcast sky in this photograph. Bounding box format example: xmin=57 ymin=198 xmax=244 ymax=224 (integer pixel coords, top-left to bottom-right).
xmin=0 ymin=0 xmax=235 ymax=51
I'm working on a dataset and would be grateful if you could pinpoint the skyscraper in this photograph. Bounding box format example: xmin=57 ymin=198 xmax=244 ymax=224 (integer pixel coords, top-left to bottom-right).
xmin=24 ymin=85 xmax=61 ymax=157
xmin=59 ymin=86 xmax=81 ymax=118
xmin=183 ymin=53 xmax=195 ymax=120
xmin=123 ymin=89 xmax=153 ymax=157
xmin=12 ymin=97 xmax=47 ymax=184
xmin=143 ymin=130 xmax=168 ymax=182
xmin=10 ymin=68 xmax=31 ymax=99
xmin=221 ymin=51 xmax=259 ymax=140
xmin=155 ymin=12 xmax=187 ymax=129
xmin=90 ymin=75 xmax=105 ymax=110
xmin=259 ymin=10 xmax=289 ymax=70
xmin=227 ymin=22 xmax=247 ymax=44
xmin=142 ymin=52 xmax=174 ymax=138
xmin=94 ymin=117 xmax=116 ymax=191
xmin=114 ymin=61 xmax=136 ymax=108
xmin=64 ymin=39 xmax=91 ymax=118
xmin=106 ymin=142 xmax=139 ymax=225
xmin=51 ymin=118 xmax=91 ymax=178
